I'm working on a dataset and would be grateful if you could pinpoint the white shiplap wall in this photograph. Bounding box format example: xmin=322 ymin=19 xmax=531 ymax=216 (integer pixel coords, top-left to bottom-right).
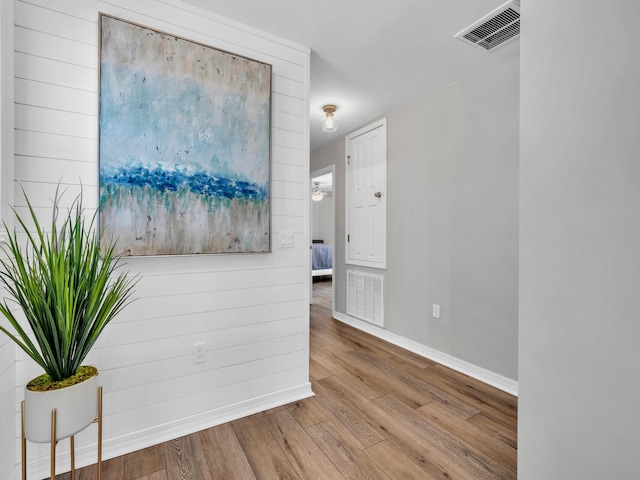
xmin=0 ymin=1 xmax=16 ymax=478
xmin=9 ymin=0 xmax=310 ymax=477
xmin=0 ymin=336 xmax=16 ymax=480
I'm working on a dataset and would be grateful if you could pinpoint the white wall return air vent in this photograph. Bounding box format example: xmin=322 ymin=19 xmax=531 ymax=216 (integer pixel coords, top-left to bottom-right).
xmin=347 ymin=270 xmax=384 ymax=327
xmin=454 ymin=0 xmax=520 ymax=52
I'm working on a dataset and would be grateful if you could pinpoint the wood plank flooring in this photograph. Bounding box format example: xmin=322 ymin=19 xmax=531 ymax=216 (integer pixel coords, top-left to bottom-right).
xmin=56 ymin=279 xmax=517 ymax=480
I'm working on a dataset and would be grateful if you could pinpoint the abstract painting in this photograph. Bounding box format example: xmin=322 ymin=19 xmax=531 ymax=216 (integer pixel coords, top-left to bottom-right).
xmin=99 ymin=14 xmax=271 ymax=256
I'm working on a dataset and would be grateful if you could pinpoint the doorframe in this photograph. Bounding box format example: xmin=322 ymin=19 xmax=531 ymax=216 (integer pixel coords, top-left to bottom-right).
xmin=310 ymin=164 xmax=335 ymax=308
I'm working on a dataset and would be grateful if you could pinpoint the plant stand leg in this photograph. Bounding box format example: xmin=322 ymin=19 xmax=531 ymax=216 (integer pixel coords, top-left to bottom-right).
xmin=51 ymin=409 xmax=57 ymax=480
xmin=97 ymin=386 xmax=103 ymax=480
xmin=70 ymin=435 xmax=75 ymax=480
xmin=21 ymin=401 xmax=26 ymax=480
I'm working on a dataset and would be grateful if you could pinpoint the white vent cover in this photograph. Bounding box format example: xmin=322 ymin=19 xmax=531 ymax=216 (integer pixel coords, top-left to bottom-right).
xmin=454 ymin=0 xmax=520 ymax=52
xmin=347 ymin=270 xmax=384 ymax=327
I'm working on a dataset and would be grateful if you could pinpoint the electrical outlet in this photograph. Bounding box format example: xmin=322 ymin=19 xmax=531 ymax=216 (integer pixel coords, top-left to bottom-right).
xmin=193 ymin=342 xmax=206 ymax=364
xmin=432 ymin=304 xmax=441 ymax=319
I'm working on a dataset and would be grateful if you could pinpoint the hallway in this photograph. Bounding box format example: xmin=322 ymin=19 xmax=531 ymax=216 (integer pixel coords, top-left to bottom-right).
xmin=60 ymin=279 xmax=516 ymax=479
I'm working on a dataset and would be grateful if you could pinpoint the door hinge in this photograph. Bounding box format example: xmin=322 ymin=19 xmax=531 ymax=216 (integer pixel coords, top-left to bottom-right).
xmin=347 ymin=155 xmax=350 ymax=165
xmin=347 ymin=234 xmax=350 ymax=242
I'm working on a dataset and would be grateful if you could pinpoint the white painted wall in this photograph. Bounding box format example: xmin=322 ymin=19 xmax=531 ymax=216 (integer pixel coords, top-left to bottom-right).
xmin=311 ymin=192 xmax=334 ymax=245
xmin=0 ymin=337 xmax=16 ymax=480
xmin=519 ymin=1 xmax=640 ymax=477
xmin=5 ymin=0 xmax=310 ymax=477
xmin=312 ymin=51 xmax=519 ymax=388
xmin=0 ymin=1 xmax=16 ymax=478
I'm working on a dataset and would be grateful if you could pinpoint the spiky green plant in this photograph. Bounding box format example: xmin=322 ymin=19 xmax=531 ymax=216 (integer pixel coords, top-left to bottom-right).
xmin=0 ymin=187 xmax=137 ymax=382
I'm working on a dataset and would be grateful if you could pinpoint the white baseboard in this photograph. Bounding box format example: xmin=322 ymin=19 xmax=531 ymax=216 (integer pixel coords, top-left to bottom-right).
xmin=332 ymin=311 xmax=518 ymax=396
xmin=26 ymin=382 xmax=314 ymax=478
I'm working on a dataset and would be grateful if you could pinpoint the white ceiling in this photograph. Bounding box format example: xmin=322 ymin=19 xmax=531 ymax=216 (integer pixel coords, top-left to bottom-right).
xmin=312 ymin=172 xmax=333 ymax=192
xmin=180 ymin=0 xmax=520 ymax=151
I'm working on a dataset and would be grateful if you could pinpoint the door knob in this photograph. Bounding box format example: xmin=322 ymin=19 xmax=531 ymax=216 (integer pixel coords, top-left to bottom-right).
xmin=374 ymin=192 xmax=382 ymax=198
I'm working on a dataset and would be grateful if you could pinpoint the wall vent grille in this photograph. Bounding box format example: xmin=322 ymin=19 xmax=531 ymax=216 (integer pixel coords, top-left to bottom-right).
xmin=347 ymin=270 xmax=384 ymax=327
xmin=454 ymin=1 xmax=520 ymax=52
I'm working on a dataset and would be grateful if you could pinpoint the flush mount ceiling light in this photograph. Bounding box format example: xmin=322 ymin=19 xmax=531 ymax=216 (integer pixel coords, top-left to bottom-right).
xmin=311 ymin=182 xmax=324 ymax=201
xmin=321 ymin=105 xmax=339 ymax=133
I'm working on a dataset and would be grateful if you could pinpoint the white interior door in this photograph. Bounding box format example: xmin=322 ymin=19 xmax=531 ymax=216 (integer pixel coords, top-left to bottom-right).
xmin=345 ymin=118 xmax=387 ymax=269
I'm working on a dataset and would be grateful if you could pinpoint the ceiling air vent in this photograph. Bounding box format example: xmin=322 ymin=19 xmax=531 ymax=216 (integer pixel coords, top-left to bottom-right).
xmin=454 ymin=0 xmax=520 ymax=52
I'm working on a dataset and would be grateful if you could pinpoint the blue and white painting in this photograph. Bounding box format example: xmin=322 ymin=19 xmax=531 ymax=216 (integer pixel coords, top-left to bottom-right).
xmin=99 ymin=15 xmax=271 ymax=255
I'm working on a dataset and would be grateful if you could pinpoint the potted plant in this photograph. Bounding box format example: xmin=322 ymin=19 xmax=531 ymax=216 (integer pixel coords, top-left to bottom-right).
xmin=0 ymin=186 xmax=137 ymax=443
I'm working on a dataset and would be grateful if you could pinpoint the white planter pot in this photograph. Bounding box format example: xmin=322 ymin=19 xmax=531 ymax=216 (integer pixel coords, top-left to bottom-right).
xmin=24 ymin=371 xmax=100 ymax=443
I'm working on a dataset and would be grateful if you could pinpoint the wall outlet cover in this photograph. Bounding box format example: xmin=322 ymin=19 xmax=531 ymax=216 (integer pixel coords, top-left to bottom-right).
xmin=193 ymin=342 xmax=206 ymax=364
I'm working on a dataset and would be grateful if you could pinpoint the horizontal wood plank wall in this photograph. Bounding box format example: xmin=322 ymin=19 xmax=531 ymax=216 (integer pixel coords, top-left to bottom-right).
xmin=0 ymin=1 xmax=17 ymax=478
xmin=12 ymin=0 xmax=311 ymax=477
xmin=0 ymin=334 xmax=16 ymax=480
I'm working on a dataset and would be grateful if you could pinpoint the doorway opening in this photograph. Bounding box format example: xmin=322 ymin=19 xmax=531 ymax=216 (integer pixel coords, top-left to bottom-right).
xmin=310 ymin=165 xmax=335 ymax=310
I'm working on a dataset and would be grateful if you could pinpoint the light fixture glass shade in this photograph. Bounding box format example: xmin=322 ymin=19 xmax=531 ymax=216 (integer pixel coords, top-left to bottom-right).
xmin=311 ymin=186 xmax=324 ymax=201
xmin=322 ymin=105 xmax=339 ymax=133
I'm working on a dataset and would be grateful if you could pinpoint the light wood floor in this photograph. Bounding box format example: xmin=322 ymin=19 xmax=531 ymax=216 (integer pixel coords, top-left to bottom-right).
xmin=58 ymin=279 xmax=517 ymax=480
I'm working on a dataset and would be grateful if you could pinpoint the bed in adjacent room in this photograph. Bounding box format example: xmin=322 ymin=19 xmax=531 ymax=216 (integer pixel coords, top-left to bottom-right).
xmin=311 ymin=242 xmax=332 ymax=277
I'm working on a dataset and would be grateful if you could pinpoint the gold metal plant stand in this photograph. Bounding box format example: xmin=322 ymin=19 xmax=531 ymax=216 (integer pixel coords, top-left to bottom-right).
xmin=21 ymin=386 xmax=103 ymax=480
